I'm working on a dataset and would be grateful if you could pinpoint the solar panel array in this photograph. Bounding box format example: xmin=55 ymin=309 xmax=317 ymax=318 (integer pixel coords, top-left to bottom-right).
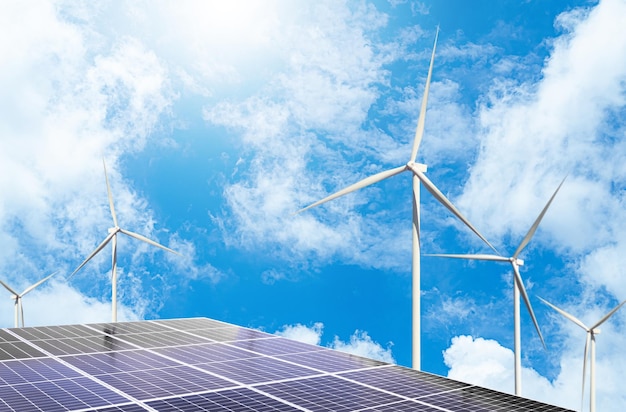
xmin=0 ymin=318 xmax=572 ymax=411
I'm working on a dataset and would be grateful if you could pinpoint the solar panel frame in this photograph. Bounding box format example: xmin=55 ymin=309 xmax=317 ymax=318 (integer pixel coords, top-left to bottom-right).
xmin=0 ymin=318 xmax=574 ymax=412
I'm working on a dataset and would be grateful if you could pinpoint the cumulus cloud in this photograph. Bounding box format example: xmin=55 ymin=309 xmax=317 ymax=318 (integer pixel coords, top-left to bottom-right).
xmin=444 ymin=305 xmax=626 ymax=412
xmin=275 ymin=322 xmax=395 ymax=363
xmin=0 ymin=280 xmax=142 ymax=328
xmin=458 ymin=0 xmax=626 ymax=255
xmin=331 ymin=330 xmax=395 ymax=364
xmin=275 ymin=322 xmax=323 ymax=346
xmin=443 ymin=335 xmax=576 ymax=408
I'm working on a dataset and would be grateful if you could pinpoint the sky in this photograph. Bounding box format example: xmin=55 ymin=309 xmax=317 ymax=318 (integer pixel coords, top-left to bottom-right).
xmin=0 ymin=0 xmax=625 ymax=410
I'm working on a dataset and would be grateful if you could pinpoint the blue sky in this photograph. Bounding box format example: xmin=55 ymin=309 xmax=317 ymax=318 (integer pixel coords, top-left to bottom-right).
xmin=1 ymin=0 xmax=625 ymax=410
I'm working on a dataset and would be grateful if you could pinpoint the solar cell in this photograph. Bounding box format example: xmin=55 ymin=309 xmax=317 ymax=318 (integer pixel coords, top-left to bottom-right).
xmin=155 ymin=342 xmax=260 ymax=364
xmin=0 ymin=331 xmax=20 ymax=343
xmin=63 ymin=350 xmax=180 ymax=375
xmin=114 ymin=330 xmax=212 ymax=348
xmin=0 ymin=318 xmax=573 ymax=412
xmin=277 ymin=348 xmax=388 ymax=372
xmin=31 ymin=336 xmax=136 ymax=356
xmin=255 ymin=375 xmax=404 ymax=411
xmin=339 ymin=366 xmax=470 ymax=399
xmin=11 ymin=324 xmax=99 ymax=341
xmin=146 ymin=387 xmax=301 ymax=411
xmin=196 ymin=356 xmax=320 ymax=384
xmin=181 ymin=326 xmax=274 ymax=342
xmin=0 ymin=342 xmax=45 ymax=361
xmin=95 ymin=365 xmax=235 ymax=400
xmin=230 ymin=336 xmax=327 ymax=355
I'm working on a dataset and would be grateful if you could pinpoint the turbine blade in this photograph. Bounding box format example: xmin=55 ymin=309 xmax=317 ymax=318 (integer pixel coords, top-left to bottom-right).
xmin=410 ymin=27 xmax=439 ymax=162
xmin=0 ymin=280 xmax=19 ymax=296
xmin=412 ymin=182 xmax=420 ymax=247
xmin=296 ymin=165 xmax=407 ymax=214
xmin=538 ymin=297 xmax=588 ymax=331
xmin=591 ymin=299 xmax=626 ymax=330
xmin=103 ymin=159 xmax=118 ymax=228
xmin=411 ymin=167 xmax=499 ymax=254
xmin=424 ymin=253 xmax=508 ymax=262
xmin=21 ymin=272 xmax=57 ymax=297
xmin=512 ymin=264 xmax=545 ymax=348
xmin=513 ymin=176 xmax=567 ymax=259
xmin=67 ymin=232 xmax=116 ymax=280
xmin=119 ymin=229 xmax=180 ymax=255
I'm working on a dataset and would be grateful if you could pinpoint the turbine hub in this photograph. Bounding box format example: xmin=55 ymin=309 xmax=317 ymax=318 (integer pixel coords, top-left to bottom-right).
xmin=108 ymin=227 xmax=120 ymax=234
xmin=407 ymin=161 xmax=427 ymax=173
xmin=511 ymin=258 xmax=524 ymax=266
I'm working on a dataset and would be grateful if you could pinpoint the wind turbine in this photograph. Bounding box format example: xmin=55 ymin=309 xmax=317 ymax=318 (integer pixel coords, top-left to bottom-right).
xmin=0 ymin=272 xmax=56 ymax=327
xmin=427 ymin=176 xmax=566 ymax=395
xmin=540 ymin=297 xmax=626 ymax=412
xmin=296 ymin=28 xmax=497 ymax=371
xmin=68 ymin=160 xmax=179 ymax=322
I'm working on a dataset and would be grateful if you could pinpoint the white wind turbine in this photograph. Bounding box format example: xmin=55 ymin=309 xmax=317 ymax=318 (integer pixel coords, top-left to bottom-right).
xmin=0 ymin=272 xmax=56 ymax=328
xmin=68 ymin=160 xmax=179 ymax=322
xmin=297 ymin=28 xmax=497 ymax=371
xmin=427 ymin=177 xmax=566 ymax=395
xmin=540 ymin=297 xmax=626 ymax=412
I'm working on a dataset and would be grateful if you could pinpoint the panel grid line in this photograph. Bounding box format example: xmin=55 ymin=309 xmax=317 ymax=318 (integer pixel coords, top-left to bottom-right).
xmin=2 ymin=328 xmax=158 ymax=412
xmin=79 ymin=322 xmax=314 ymax=410
xmin=0 ymin=318 xmax=573 ymax=412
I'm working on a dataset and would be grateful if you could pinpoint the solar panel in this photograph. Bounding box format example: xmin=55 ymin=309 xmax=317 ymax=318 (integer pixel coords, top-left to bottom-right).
xmin=0 ymin=317 xmax=572 ymax=411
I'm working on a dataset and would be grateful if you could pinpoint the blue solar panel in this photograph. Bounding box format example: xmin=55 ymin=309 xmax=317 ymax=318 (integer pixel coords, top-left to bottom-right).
xmin=256 ymin=375 xmax=405 ymax=411
xmin=230 ymin=336 xmax=327 ymax=355
xmin=0 ymin=318 xmax=573 ymax=411
xmin=146 ymin=387 xmax=301 ymax=411
xmin=154 ymin=342 xmax=259 ymax=364
xmin=196 ymin=356 xmax=320 ymax=384
xmin=277 ymin=347 xmax=388 ymax=372
xmin=339 ymin=366 xmax=470 ymax=399
xmin=95 ymin=365 xmax=235 ymax=400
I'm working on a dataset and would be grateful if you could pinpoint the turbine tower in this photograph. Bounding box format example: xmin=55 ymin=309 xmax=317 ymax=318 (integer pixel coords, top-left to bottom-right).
xmin=297 ymin=28 xmax=497 ymax=371
xmin=540 ymin=297 xmax=626 ymax=412
xmin=427 ymin=177 xmax=566 ymax=395
xmin=69 ymin=160 xmax=179 ymax=322
xmin=0 ymin=272 xmax=56 ymax=327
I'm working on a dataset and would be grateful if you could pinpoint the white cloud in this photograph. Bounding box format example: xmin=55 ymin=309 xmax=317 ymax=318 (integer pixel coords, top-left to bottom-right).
xmin=166 ymin=235 xmax=225 ymax=284
xmin=201 ymin=2 xmax=427 ymax=271
xmin=444 ymin=296 xmax=626 ymax=411
xmin=275 ymin=322 xmax=395 ymax=363
xmin=261 ymin=269 xmax=287 ymax=285
xmin=444 ymin=335 xmax=578 ymax=409
xmin=0 ymin=1 xmax=181 ymax=324
xmin=0 ymin=280 xmax=142 ymax=328
xmin=457 ymin=0 xmax=626 ymax=254
xmin=330 ymin=330 xmax=395 ymax=363
xmin=275 ymin=322 xmax=323 ymax=346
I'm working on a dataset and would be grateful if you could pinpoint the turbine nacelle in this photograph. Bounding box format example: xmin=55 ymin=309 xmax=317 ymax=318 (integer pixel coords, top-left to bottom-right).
xmin=108 ymin=227 xmax=121 ymax=234
xmin=511 ymin=257 xmax=524 ymax=266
